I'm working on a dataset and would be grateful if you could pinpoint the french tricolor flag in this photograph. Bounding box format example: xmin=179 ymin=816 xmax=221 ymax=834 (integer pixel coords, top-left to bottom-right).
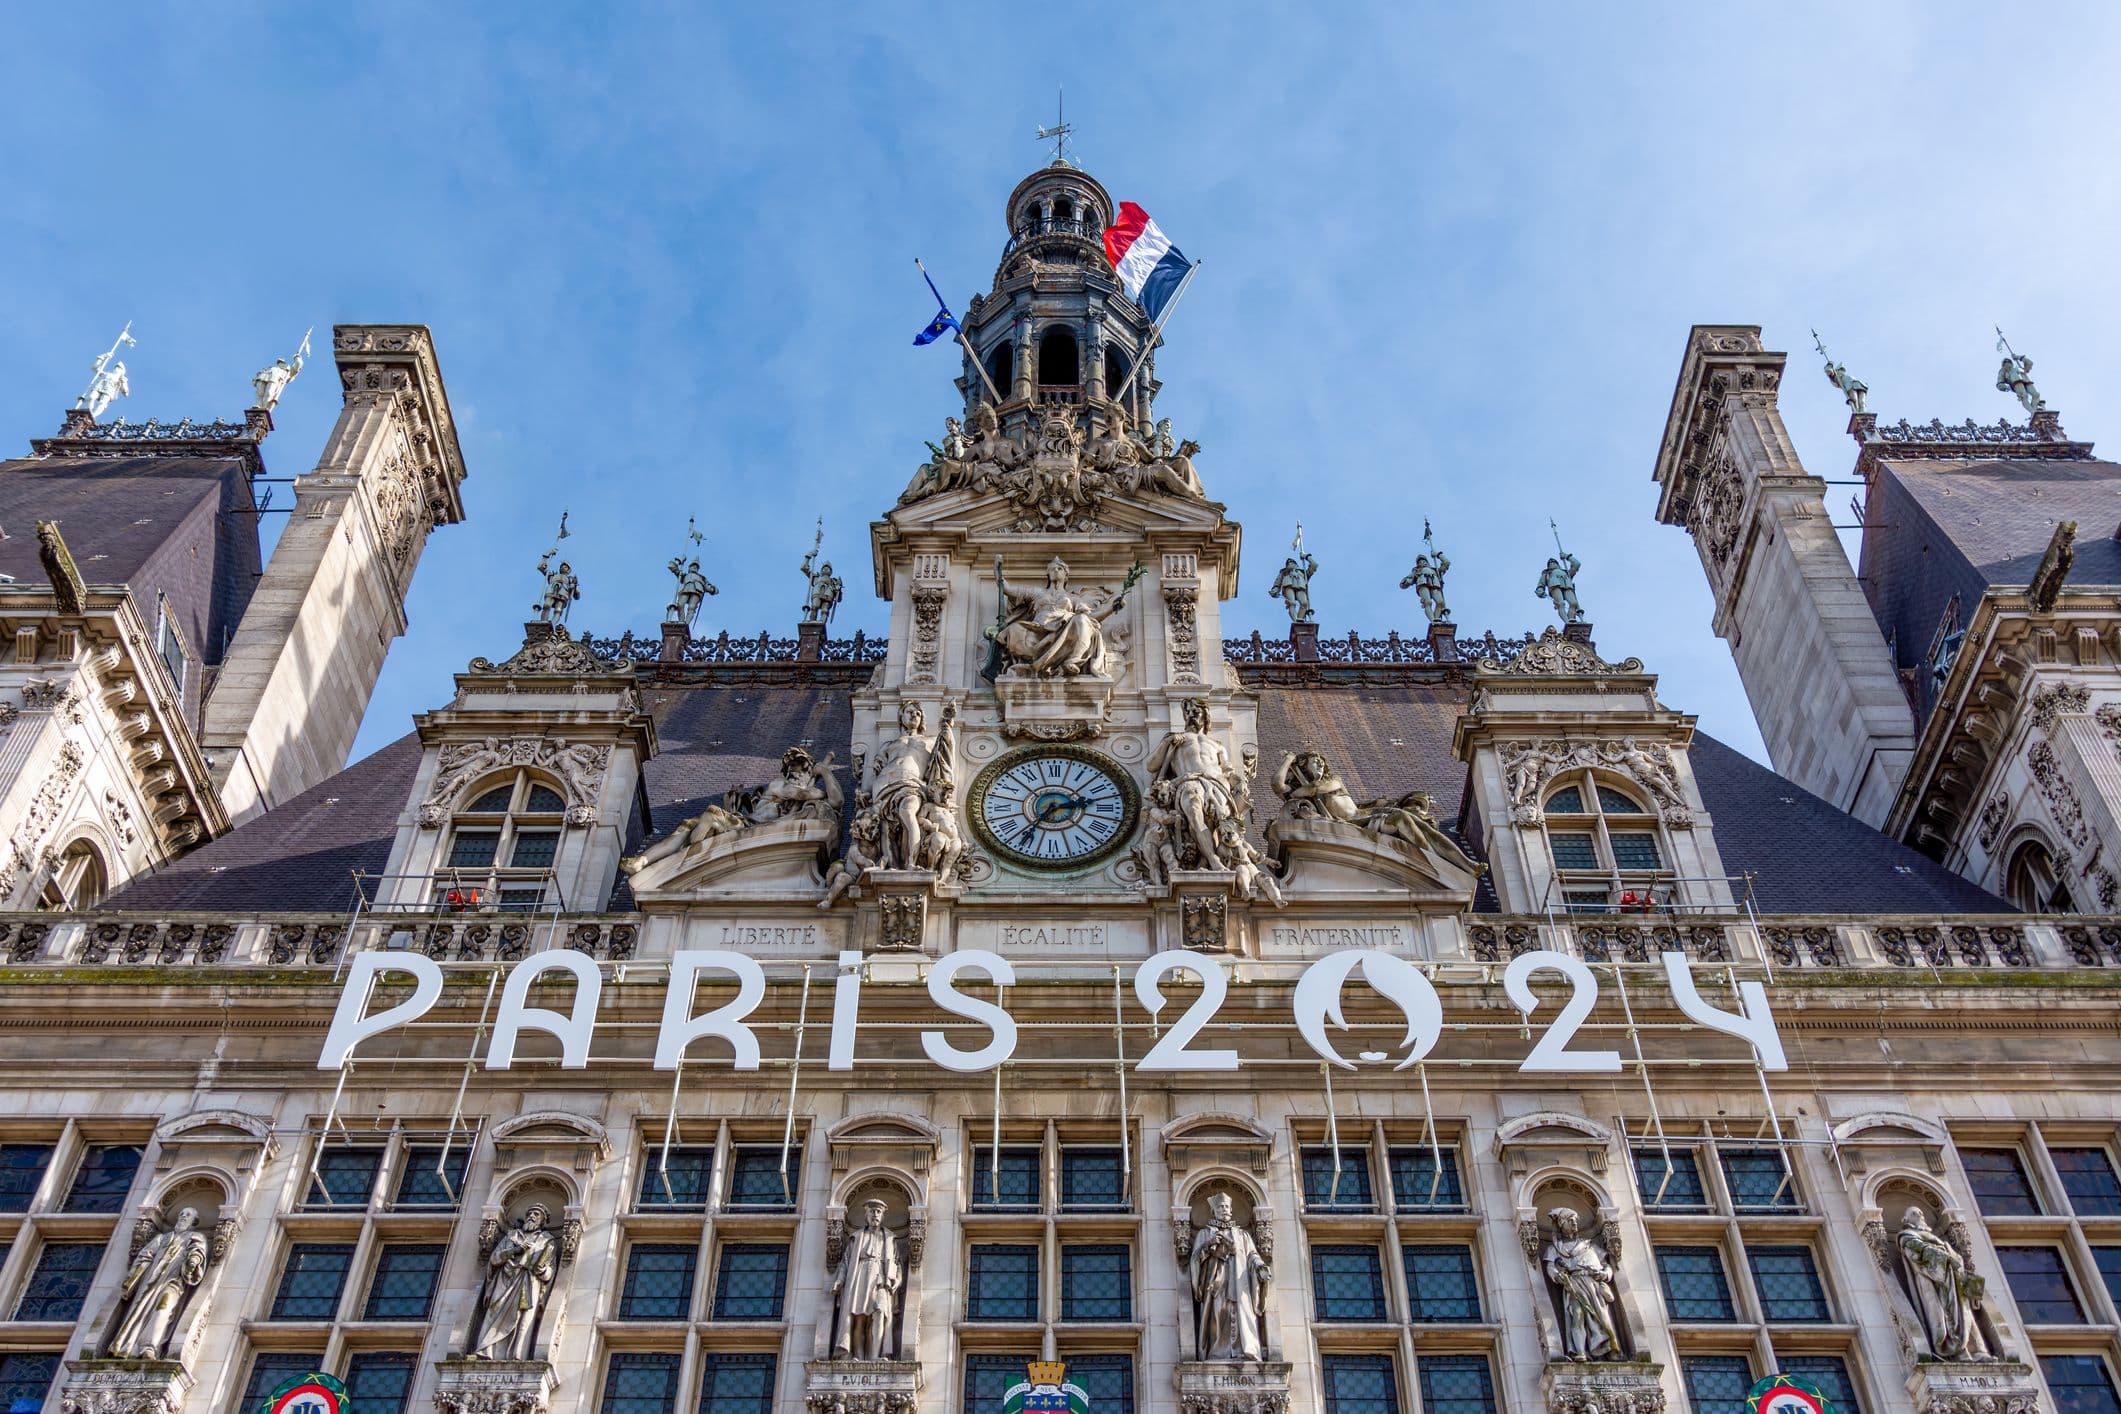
xmin=1103 ymin=201 xmax=1194 ymax=323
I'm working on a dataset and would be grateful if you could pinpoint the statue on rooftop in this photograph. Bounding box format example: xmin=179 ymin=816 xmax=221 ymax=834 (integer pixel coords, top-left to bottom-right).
xmin=899 ymin=415 xmax=971 ymax=504
xmin=76 ymin=323 xmax=136 ymax=420
xmin=1995 ymin=330 xmax=2045 ymax=415
xmin=532 ymin=513 xmax=579 ymax=625
xmin=1536 ymin=524 xmax=1585 ymax=625
xmin=1813 ymin=330 xmax=1868 ymax=414
xmin=801 ymin=521 xmax=843 ymax=625
xmin=990 ymin=556 xmax=1135 ymax=678
xmin=729 ymin=746 xmax=843 ymax=834
xmin=619 ymin=801 xmax=747 ymax=878
xmin=252 ymin=326 xmax=312 ymax=412
xmin=1272 ymin=751 xmax=1359 ymax=825
xmin=1268 ymin=525 xmax=1318 ymax=624
xmin=666 ymin=558 xmax=717 ymax=629
xmin=1399 ymin=520 xmax=1452 ymax=624
xmin=1142 ymin=437 xmax=1207 ymax=499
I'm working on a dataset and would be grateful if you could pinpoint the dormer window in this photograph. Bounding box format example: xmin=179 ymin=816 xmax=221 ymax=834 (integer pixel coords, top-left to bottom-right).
xmin=2005 ymin=838 xmax=2075 ymax=914
xmin=153 ymin=597 xmax=188 ymax=695
xmin=437 ymin=770 xmax=566 ymax=913
xmin=1542 ymin=773 xmax=1670 ymax=914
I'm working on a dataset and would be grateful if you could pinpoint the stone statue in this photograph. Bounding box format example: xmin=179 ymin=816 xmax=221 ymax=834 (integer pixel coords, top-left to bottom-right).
xmin=730 ymin=746 xmax=842 ymax=833
xmin=963 ymin=402 xmax=1022 ymax=490
xmin=900 ymin=416 xmax=971 ymax=503
xmin=1147 ymin=699 xmax=1249 ymax=872
xmin=1217 ymin=818 xmax=1286 ymax=907
xmin=1131 ymin=780 xmax=1183 ymax=886
xmin=1542 ymin=1208 xmax=1623 ymax=1361
xmin=1897 ymin=1208 xmax=1993 ymax=1362
xmin=867 ymin=701 xmax=956 ymax=871
xmin=1996 ymin=332 xmax=2044 ymax=416
xmin=470 ymin=1204 xmax=559 ymax=1361
xmin=77 ymin=324 xmax=136 ymax=420
xmin=1812 ymin=338 xmax=1867 ymax=416
xmin=1090 ymin=405 xmax=1146 ymax=486
xmin=251 ymin=327 xmax=312 ymax=412
xmin=1142 ymin=437 xmax=1207 ymax=498
xmin=830 ymin=1198 xmax=903 ymax=1361
xmin=801 ymin=553 xmax=844 ymax=627
xmin=666 ymin=558 xmax=718 ymax=630
xmin=915 ymin=782 xmax=964 ymax=877
xmin=819 ymin=807 xmax=882 ymax=909
xmin=1186 ymin=1191 xmax=1272 ymax=1362
xmin=1269 ymin=527 xmax=1318 ymax=624
xmin=101 ymin=1206 xmax=208 ymax=1359
xmin=1400 ymin=522 xmax=1452 ymax=623
xmin=1355 ymin=790 xmax=1484 ymax=878
xmin=1536 ymin=552 xmax=1585 ymax=626
xmin=992 ymin=557 xmax=1129 ymax=678
xmin=1273 ymin=751 xmax=1359 ymax=825
xmin=81 ymin=360 xmax=131 ymax=420
xmin=620 ymin=802 xmax=747 ymax=877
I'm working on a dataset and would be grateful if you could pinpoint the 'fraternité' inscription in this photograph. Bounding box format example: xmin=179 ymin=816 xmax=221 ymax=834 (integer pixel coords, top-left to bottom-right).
xmin=1266 ymin=923 xmax=1408 ymax=950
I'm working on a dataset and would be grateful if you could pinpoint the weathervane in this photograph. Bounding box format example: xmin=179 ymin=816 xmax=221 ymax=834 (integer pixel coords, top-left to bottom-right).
xmin=1036 ymin=88 xmax=1075 ymax=167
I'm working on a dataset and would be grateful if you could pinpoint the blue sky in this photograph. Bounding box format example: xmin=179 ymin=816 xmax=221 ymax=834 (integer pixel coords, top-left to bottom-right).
xmin=6 ymin=4 xmax=2118 ymax=767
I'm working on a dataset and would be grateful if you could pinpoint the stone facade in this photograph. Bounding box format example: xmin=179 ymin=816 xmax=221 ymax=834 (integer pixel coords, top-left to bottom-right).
xmin=4 ymin=174 xmax=2121 ymax=1414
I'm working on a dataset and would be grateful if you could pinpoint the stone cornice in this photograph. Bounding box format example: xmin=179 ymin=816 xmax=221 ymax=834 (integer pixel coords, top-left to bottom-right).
xmin=331 ymin=324 xmax=469 ymax=525
xmin=1651 ymin=324 xmax=1794 ymax=528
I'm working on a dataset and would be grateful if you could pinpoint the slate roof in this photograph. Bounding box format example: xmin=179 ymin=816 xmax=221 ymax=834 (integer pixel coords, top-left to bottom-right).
xmin=103 ymin=676 xmax=2004 ymax=917
xmin=0 ymin=453 xmax=263 ymax=730
xmin=1858 ymin=454 xmax=2121 ymax=728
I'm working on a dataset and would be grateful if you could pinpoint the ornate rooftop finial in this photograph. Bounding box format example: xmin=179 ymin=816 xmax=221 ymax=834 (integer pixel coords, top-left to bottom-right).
xmin=75 ymin=323 xmax=136 ymax=420
xmin=1035 ymin=88 xmax=1075 ymax=168
xmin=1400 ymin=518 xmax=1452 ymax=625
xmin=1477 ymin=626 xmax=1643 ymax=676
xmin=1995 ymin=328 xmax=2045 ymax=415
xmin=1813 ymin=329 xmax=1869 ymax=414
xmin=1536 ymin=520 xmax=1586 ymax=626
xmin=251 ymin=326 xmax=312 ymax=412
xmin=532 ymin=512 xmax=579 ymax=626
xmin=800 ymin=517 xmax=843 ymax=627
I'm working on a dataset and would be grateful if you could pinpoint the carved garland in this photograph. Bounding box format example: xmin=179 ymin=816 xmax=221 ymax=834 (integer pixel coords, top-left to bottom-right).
xmin=0 ymin=740 xmax=86 ymax=899
xmin=417 ymin=739 xmax=612 ymax=829
xmin=1163 ymin=583 xmax=1201 ymax=683
xmin=2026 ymin=740 xmax=2091 ymax=851
xmin=907 ymin=584 xmax=946 ymax=686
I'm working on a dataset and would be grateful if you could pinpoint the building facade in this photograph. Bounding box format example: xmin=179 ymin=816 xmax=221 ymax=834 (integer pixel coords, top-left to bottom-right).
xmin=0 ymin=165 xmax=2117 ymax=1414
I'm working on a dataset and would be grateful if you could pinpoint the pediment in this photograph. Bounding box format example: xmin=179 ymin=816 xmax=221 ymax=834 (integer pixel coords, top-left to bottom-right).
xmin=874 ymin=486 xmax=1240 ymax=596
xmin=1496 ymin=1111 xmax=1612 ymax=1146
xmin=493 ymin=1110 xmax=611 ymax=1153
xmin=828 ymin=1114 xmax=943 ymax=1146
xmin=1831 ymin=1111 xmax=1948 ymax=1145
xmin=1163 ymin=1112 xmax=1273 ymax=1146
xmin=627 ymin=819 xmax=835 ymax=902
xmin=156 ymin=1109 xmax=273 ymax=1144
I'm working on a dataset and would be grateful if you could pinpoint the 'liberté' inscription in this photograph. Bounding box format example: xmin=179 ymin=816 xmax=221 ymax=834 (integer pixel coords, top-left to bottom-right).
xmin=715 ymin=924 xmax=826 ymax=948
xmin=319 ymin=946 xmax=1788 ymax=1078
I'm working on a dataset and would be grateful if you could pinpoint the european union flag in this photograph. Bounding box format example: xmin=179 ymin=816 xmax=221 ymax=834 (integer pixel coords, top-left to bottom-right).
xmin=914 ymin=309 xmax=960 ymax=346
xmin=912 ymin=257 xmax=960 ymax=345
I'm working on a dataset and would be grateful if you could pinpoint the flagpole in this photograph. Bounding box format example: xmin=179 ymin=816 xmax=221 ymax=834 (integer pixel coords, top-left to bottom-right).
xmin=1111 ymin=258 xmax=1203 ymax=408
xmin=916 ymin=258 xmax=1008 ymax=408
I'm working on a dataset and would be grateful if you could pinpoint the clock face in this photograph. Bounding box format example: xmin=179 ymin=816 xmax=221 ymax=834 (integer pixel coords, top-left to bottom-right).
xmin=970 ymin=745 xmax=1140 ymax=872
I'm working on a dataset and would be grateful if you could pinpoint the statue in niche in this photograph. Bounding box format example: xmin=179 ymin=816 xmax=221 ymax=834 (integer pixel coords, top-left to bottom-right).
xmin=1147 ymin=699 xmax=1250 ymax=872
xmin=620 ymin=801 xmax=747 ymax=877
xmin=1897 ymin=1207 xmax=1994 ymax=1362
xmin=101 ymin=1206 xmax=208 ymax=1359
xmin=830 ymin=1197 xmax=903 ymax=1361
xmin=665 ymin=557 xmax=718 ymax=630
xmin=1542 ymin=1208 xmax=1624 ymax=1362
xmin=729 ymin=746 xmax=843 ymax=834
xmin=1268 ymin=526 xmax=1318 ymax=624
xmin=469 ymin=1203 xmax=559 ymax=1361
xmin=1536 ymin=551 xmax=1585 ymax=626
xmin=864 ymin=701 xmax=956 ymax=871
xmin=991 ymin=556 xmax=1132 ymax=678
xmin=1186 ymin=1191 xmax=1272 ymax=1362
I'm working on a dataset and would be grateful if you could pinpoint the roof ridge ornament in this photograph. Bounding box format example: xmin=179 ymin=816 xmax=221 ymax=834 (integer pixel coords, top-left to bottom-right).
xmin=1477 ymin=626 xmax=1642 ymax=677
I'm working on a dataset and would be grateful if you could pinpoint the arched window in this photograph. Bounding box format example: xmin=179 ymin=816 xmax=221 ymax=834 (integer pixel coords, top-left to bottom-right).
xmin=1541 ymin=773 xmax=1670 ymax=914
xmin=1036 ymin=327 xmax=1080 ymax=390
xmin=1105 ymin=350 xmax=1132 ymax=400
xmin=985 ymin=342 xmax=1014 ymax=395
xmin=2005 ymin=839 xmax=2075 ymax=913
xmin=39 ymin=839 xmax=107 ymax=911
xmin=438 ymin=770 xmax=566 ymax=912
xmin=1052 ymin=198 xmax=1075 ymax=226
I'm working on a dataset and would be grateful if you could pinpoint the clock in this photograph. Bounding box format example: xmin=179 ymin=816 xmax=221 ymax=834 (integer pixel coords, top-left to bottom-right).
xmin=969 ymin=745 xmax=1140 ymax=872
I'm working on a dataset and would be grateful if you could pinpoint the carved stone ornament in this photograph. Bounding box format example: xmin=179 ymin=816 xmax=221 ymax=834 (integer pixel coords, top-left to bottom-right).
xmin=1499 ymin=737 xmax=1691 ymax=827
xmin=1164 ymin=582 xmax=1202 ymax=682
xmin=466 ymin=624 xmax=605 ymax=676
xmin=1540 ymin=1363 xmax=1669 ymax=1414
xmin=432 ymin=1358 xmax=558 ymax=1414
xmin=2027 ymin=740 xmax=2091 ymax=850
xmin=1184 ymin=1190 xmax=1273 ymax=1362
xmin=0 ymin=739 xmax=85 ymax=899
xmin=1537 ymin=1207 xmax=1627 ymax=1362
xmin=1976 ymin=792 xmax=2011 ymax=852
xmin=803 ymin=1361 xmax=920 ymax=1414
xmin=98 ymin=1206 xmax=210 ymax=1359
xmin=2030 ymin=681 xmax=2091 ymax=735
xmin=418 ymin=738 xmax=611 ymax=829
xmin=1174 ymin=1362 xmax=1293 ymax=1414
xmin=879 ymin=892 xmax=926 ymax=951
xmin=1907 ymin=1362 xmax=2044 ymax=1414
xmin=1478 ymin=626 xmax=1642 ymax=676
xmin=55 ymin=1361 xmax=194 ymax=1414
xmin=1181 ymin=892 xmax=1228 ymax=951
xmin=907 ymin=583 xmax=947 ymax=685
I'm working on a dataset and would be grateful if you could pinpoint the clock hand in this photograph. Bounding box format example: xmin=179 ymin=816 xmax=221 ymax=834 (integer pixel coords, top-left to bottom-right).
xmin=1035 ymin=795 xmax=1089 ymax=823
